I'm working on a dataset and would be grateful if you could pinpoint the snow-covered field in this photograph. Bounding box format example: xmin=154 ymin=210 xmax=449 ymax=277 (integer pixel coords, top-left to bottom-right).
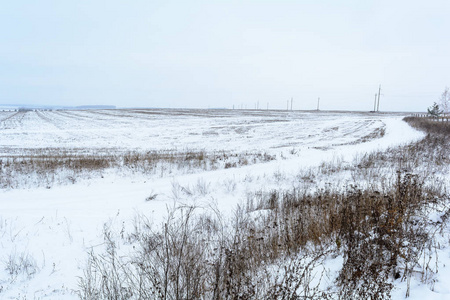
xmin=0 ymin=109 xmax=446 ymax=299
xmin=0 ymin=109 xmax=392 ymax=152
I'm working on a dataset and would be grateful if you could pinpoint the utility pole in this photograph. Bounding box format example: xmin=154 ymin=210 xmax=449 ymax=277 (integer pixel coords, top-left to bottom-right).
xmin=317 ymin=97 xmax=320 ymax=111
xmin=373 ymin=94 xmax=377 ymax=112
xmin=377 ymin=84 xmax=381 ymax=112
xmin=290 ymin=97 xmax=293 ymax=111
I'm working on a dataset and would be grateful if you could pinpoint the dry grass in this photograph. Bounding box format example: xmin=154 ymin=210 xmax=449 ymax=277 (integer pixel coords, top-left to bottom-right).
xmin=79 ymin=172 xmax=444 ymax=299
xmin=403 ymin=116 xmax=450 ymax=135
xmin=0 ymin=149 xmax=275 ymax=189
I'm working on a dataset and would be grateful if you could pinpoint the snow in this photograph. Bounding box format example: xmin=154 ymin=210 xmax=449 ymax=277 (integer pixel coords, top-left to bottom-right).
xmin=0 ymin=109 xmax=445 ymax=299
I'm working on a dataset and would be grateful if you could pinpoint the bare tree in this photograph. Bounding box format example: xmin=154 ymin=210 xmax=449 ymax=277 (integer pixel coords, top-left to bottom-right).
xmin=439 ymin=87 xmax=450 ymax=115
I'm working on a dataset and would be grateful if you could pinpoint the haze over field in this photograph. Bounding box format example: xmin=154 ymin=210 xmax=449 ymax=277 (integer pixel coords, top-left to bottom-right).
xmin=1 ymin=1 xmax=450 ymax=111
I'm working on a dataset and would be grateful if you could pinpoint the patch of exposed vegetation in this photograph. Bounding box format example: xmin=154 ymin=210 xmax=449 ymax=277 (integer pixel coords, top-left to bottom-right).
xmin=0 ymin=149 xmax=275 ymax=189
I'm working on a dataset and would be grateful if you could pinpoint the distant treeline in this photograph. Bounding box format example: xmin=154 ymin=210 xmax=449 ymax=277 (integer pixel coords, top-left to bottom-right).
xmin=76 ymin=105 xmax=116 ymax=110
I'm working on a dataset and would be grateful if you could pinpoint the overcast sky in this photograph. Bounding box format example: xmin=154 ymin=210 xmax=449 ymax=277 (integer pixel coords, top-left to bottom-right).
xmin=1 ymin=0 xmax=450 ymax=111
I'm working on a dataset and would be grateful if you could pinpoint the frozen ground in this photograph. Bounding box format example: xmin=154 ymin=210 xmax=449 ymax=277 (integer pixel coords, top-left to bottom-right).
xmin=0 ymin=109 xmax=446 ymax=299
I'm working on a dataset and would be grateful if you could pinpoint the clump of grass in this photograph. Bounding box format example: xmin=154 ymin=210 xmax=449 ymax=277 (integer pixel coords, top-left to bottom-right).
xmin=4 ymin=250 xmax=39 ymax=282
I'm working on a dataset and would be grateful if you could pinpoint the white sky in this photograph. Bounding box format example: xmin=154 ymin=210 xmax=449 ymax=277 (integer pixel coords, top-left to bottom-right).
xmin=1 ymin=0 xmax=450 ymax=111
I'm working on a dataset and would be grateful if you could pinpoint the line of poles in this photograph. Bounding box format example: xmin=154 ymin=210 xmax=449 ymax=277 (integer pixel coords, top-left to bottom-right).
xmin=233 ymin=86 xmax=382 ymax=112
